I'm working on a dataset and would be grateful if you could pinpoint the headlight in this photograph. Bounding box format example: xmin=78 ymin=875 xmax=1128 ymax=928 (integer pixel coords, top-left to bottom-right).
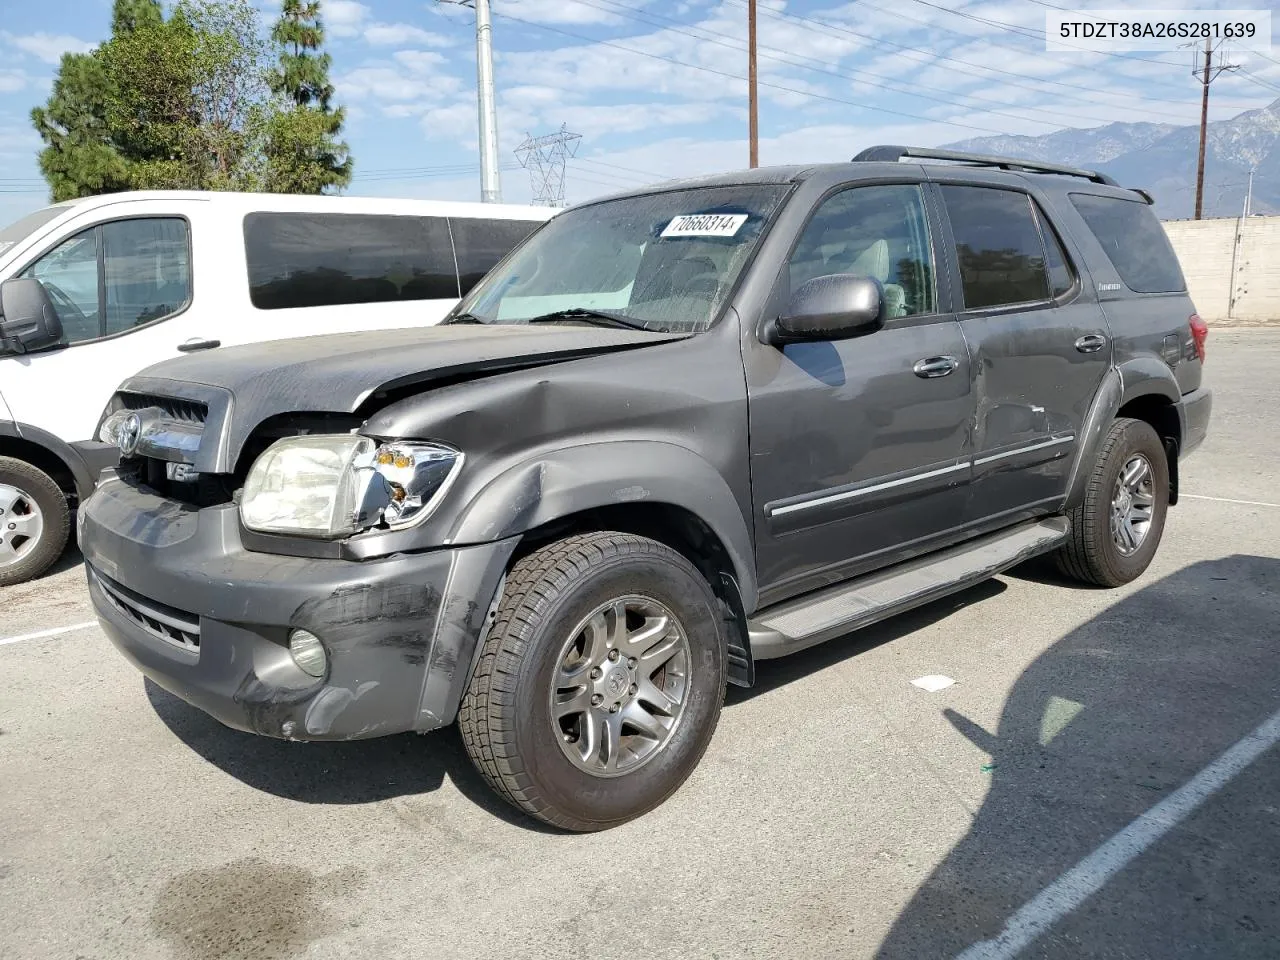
xmin=99 ymin=410 xmax=131 ymax=445
xmin=239 ymin=435 xmax=461 ymax=539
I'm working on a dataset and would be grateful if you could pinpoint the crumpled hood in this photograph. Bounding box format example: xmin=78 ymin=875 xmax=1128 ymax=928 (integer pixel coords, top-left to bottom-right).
xmin=118 ymin=323 xmax=686 ymax=473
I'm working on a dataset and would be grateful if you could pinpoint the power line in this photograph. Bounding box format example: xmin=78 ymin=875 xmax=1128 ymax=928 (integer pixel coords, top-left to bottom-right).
xmin=488 ymin=9 xmax=1023 ymax=136
xmin=899 ymin=0 xmax=1182 ymax=66
xmin=573 ymin=0 xmax=1179 ymax=129
xmin=716 ymin=0 xmax=1201 ymax=117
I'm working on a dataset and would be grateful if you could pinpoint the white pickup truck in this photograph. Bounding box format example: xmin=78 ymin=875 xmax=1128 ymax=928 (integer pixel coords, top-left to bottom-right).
xmin=0 ymin=190 xmax=551 ymax=585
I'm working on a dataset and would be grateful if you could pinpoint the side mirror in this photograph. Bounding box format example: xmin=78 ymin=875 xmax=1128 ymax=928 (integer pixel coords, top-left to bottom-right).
xmin=0 ymin=278 xmax=63 ymax=355
xmin=770 ymin=274 xmax=884 ymax=344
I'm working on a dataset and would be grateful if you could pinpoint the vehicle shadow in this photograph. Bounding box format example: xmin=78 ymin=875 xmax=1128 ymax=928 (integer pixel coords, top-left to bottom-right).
xmin=875 ymin=554 xmax=1280 ymax=959
xmin=144 ymin=679 xmax=559 ymax=832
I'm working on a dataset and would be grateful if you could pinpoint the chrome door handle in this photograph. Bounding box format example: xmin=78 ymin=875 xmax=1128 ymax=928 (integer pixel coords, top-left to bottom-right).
xmin=177 ymin=338 xmax=221 ymax=353
xmin=1075 ymin=334 xmax=1107 ymax=353
xmin=913 ymin=356 xmax=959 ymax=378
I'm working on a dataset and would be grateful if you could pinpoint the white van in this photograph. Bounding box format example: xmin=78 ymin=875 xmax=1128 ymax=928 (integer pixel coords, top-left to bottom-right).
xmin=0 ymin=191 xmax=552 ymax=585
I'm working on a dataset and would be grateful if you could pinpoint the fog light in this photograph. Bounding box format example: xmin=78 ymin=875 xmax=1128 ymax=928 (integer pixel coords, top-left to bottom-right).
xmin=289 ymin=629 xmax=327 ymax=678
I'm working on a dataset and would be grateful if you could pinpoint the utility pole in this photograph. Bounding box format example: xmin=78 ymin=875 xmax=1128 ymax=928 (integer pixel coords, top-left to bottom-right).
xmin=439 ymin=0 xmax=502 ymax=202
xmin=1244 ymin=167 xmax=1255 ymax=219
xmin=748 ymin=0 xmax=758 ymax=168
xmin=475 ymin=0 xmax=502 ymax=203
xmin=1192 ymin=36 xmax=1238 ymax=220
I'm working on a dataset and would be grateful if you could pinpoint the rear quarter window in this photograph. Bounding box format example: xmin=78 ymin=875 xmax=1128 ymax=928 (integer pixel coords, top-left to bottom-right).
xmin=1069 ymin=194 xmax=1186 ymax=294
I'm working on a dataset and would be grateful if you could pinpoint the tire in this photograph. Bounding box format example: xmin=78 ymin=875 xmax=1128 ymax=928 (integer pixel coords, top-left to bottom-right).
xmin=0 ymin=456 xmax=71 ymax=588
xmin=459 ymin=532 xmax=727 ymax=832
xmin=1056 ymin=417 xmax=1169 ymax=587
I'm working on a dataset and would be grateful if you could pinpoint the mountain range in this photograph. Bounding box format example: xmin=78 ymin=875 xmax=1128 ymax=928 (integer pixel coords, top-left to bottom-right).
xmin=942 ymin=97 xmax=1280 ymax=220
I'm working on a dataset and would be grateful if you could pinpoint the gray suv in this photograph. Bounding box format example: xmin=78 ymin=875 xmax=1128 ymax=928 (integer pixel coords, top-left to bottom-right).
xmin=79 ymin=147 xmax=1211 ymax=831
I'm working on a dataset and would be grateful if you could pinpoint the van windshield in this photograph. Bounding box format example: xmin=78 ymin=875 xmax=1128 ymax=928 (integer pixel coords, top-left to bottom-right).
xmin=450 ymin=184 xmax=790 ymax=333
xmin=0 ymin=206 xmax=70 ymax=258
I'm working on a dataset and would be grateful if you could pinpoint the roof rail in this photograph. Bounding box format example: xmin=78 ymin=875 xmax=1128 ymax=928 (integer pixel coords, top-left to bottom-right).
xmin=852 ymin=145 xmax=1120 ymax=187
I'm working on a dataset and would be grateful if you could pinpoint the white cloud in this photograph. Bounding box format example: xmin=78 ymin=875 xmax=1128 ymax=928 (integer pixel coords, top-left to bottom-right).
xmin=2 ymin=32 xmax=93 ymax=65
xmin=337 ymin=50 xmax=459 ymax=107
xmin=325 ymin=0 xmax=371 ymax=38
xmin=0 ymin=70 xmax=28 ymax=93
xmin=364 ymin=23 xmax=453 ymax=48
xmin=492 ymin=0 xmax=653 ymax=26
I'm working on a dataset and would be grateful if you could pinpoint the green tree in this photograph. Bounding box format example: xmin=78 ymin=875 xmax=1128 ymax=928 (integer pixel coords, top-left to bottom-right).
xmin=29 ymin=0 xmax=163 ymax=202
xmin=264 ymin=0 xmax=352 ymax=193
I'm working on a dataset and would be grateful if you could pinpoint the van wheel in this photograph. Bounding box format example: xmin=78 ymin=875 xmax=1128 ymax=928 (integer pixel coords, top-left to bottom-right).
xmin=459 ymin=532 xmax=727 ymax=831
xmin=1056 ymin=418 xmax=1169 ymax=587
xmin=0 ymin=457 xmax=71 ymax=588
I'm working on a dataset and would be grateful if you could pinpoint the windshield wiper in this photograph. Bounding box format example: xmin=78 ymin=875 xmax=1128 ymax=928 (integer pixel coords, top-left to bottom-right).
xmin=525 ymin=308 xmax=656 ymax=332
xmin=443 ymin=312 xmax=488 ymax=325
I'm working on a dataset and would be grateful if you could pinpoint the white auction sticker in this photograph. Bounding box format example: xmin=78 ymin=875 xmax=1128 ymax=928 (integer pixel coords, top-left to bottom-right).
xmin=660 ymin=213 xmax=748 ymax=238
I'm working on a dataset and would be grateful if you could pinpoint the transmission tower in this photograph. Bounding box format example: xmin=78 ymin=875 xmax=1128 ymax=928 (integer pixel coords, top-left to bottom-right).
xmin=515 ymin=125 xmax=582 ymax=207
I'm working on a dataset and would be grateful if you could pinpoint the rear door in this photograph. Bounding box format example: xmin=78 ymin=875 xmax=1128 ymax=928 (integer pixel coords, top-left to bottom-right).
xmin=933 ymin=182 xmax=1110 ymax=522
xmin=744 ymin=181 xmax=975 ymax=604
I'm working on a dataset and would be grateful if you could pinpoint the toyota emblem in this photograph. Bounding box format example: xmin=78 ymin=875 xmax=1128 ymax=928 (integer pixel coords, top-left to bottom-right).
xmin=117 ymin=413 xmax=143 ymax=457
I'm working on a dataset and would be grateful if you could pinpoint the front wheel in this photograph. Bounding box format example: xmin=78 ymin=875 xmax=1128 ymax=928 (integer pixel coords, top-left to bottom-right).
xmin=459 ymin=532 xmax=727 ymax=831
xmin=0 ymin=457 xmax=71 ymax=587
xmin=1056 ymin=417 xmax=1170 ymax=587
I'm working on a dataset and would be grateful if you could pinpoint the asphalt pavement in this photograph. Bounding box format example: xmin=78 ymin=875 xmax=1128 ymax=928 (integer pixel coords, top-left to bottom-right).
xmin=2 ymin=329 xmax=1278 ymax=960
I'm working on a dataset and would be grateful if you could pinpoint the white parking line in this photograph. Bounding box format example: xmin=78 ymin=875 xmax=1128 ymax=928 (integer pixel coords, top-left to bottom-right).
xmin=0 ymin=621 xmax=98 ymax=647
xmin=955 ymin=705 xmax=1280 ymax=960
xmin=1181 ymin=494 xmax=1280 ymax=509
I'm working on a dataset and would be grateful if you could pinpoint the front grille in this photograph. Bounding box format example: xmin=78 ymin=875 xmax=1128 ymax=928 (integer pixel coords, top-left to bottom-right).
xmin=93 ymin=569 xmax=201 ymax=652
xmin=119 ymin=392 xmax=208 ymax=424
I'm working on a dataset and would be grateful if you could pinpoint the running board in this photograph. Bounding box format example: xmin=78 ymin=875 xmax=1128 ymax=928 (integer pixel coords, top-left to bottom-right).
xmin=747 ymin=517 xmax=1070 ymax=659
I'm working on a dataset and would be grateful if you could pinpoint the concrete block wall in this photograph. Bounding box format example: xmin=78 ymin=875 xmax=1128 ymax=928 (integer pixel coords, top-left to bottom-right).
xmin=1163 ymin=216 xmax=1280 ymax=321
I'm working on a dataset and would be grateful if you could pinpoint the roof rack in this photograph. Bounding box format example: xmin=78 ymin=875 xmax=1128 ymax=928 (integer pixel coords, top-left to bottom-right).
xmin=852 ymin=145 xmax=1119 ymax=187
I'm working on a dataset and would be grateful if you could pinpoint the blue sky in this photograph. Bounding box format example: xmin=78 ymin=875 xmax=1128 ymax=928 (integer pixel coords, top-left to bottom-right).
xmin=2 ymin=0 xmax=1279 ymax=224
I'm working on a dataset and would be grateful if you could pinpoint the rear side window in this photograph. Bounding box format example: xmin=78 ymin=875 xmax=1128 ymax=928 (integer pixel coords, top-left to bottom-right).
xmin=450 ymin=218 xmax=541 ymax=294
xmin=1069 ymin=194 xmax=1186 ymax=293
xmin=244 ymin=213 xmax=457 ymax=310
xmin=941 ymin=186 xmax=1050 ymax=309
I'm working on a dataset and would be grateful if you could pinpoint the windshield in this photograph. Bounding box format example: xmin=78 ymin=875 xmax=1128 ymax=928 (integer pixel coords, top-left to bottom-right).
xmin=0 ymin=205 xmax=70 ymax=258
xmin=452 ymin=184 xmax=790 ymax=333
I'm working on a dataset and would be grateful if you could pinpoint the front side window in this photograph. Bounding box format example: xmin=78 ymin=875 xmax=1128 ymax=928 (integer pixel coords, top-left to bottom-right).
xmin=102 ymin=218 xmax=191 ymax=334
xmin=21 ymin=217 xmax=191 ymax=344
xmin=941 ymin=186 xmax=1050 ymax=310
xmin=450 ymin=218 xmax=542 ymax=295
xmin=22 ymin=228 xmax=100 ymax=343
xmin=454 ymin=185 xmax=790 ymax=333
xmin=244 ymin=213 xmax=457 ymax=309
xmin=788 ymin=184 xmax=936 ymax=319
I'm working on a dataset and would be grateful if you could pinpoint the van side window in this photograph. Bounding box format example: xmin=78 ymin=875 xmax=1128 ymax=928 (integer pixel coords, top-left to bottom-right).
xmin=20 ymin=217 xmax=191 ymax=344
xmin=102 ymin=219 xmax=192 ymax=334
xmin=941 ymin=186 xmax=1050 ymax=309
xmin=450 ymin=218 xmax=541 ymax=295
xmin=22 ymin=228 xmax=100 ymax=343
xmin=244 ymin=213 xmax=457 ymax=309
xmin=1069 ymin=193 xmax=1186 ymax=293
xmin=788 ymin=184 xmax=937 ymax=319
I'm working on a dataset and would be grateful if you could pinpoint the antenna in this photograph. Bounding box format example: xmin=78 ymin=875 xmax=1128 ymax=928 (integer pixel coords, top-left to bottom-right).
xmin=515 ymin=125 xmax=583 ymax=207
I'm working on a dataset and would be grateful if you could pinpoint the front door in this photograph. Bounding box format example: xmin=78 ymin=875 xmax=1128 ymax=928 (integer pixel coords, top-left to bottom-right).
xmin=2 ymin=208 xmax=200 ymax=443
xmin=933 ymin=184 xmax=1111 ymax=522
xmin=744 ymin=182 xmax=975 ymax=606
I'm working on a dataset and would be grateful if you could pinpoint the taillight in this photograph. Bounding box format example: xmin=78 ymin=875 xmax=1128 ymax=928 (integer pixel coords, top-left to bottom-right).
xmin=1189 ymin=314 xmax=1208 ymax=363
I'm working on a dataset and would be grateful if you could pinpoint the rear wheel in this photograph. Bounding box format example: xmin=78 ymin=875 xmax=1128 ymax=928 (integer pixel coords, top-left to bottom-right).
xmin=1056 ymin=418 xmax=1169 ymax=587
xmin=0 ymin=457 xmax=70 ymax=587
xmin=459 ymin=532 xmax=727 ymax=831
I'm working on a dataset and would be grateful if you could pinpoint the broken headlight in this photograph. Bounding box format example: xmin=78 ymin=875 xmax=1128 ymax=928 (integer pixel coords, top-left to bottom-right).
xmin=239 ymin=435 xmax=461 ymax=539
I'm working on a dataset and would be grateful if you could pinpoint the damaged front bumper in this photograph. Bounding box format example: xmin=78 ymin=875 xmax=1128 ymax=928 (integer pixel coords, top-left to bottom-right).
xmin=79 ymin=474 xmax=516 ymax=741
